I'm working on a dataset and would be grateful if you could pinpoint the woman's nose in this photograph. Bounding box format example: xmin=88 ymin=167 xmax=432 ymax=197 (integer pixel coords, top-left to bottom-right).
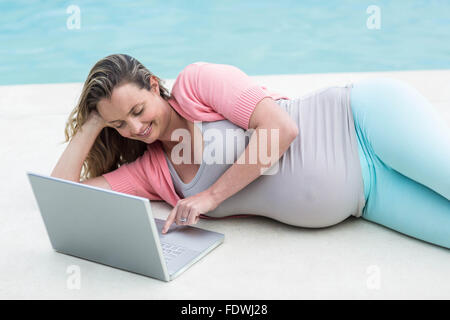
xmin=130 ymin=120 xmax=146 ymax=136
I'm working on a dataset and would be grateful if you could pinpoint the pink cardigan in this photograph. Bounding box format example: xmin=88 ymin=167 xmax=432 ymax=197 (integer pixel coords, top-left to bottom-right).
xmin=102 ymin=62 xmax=290 ymax=210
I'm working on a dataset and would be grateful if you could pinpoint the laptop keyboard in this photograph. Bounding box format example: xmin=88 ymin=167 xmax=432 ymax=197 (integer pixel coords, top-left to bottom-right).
xmin=160 ymin=242 xmax=186 ymax=262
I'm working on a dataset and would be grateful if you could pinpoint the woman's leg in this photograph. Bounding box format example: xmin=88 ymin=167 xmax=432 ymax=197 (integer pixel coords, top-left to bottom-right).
xmin=350 ymin=77 xmax=450 ymax=248
xmin=352 ymin=77 xmax=450 ymax=200
xmin=363 ymin=157 xmax=450 ymax=248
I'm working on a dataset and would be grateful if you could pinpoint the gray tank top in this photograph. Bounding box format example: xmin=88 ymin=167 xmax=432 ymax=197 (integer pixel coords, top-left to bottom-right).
xmin=164 ymin=84 xmax=366 ymax=228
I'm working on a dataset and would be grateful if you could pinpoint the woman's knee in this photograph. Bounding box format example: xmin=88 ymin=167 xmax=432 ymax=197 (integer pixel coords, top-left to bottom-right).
xmin=362 ymin=165 xmax=450 ymax=248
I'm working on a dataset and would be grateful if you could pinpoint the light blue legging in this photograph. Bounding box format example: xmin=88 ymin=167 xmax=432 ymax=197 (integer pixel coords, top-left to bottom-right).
xmin=350 ymin=78 xmax=450 ymax=249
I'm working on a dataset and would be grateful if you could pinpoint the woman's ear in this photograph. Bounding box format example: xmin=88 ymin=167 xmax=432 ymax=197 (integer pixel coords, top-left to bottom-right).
xmin=150 ymin=75 xmax=160 ymax=95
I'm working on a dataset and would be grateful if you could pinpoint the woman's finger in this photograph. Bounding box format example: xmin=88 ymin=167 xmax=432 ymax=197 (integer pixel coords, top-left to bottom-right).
xmin=162 ymin=203 xmax=179 ymax=233
xmin=187 ymin=209 xmax=198 ymax=225
xmin=181 ymin=204 xmax=194 ymax=225
xmin=176 ymin=201 xmax=189 ymax=225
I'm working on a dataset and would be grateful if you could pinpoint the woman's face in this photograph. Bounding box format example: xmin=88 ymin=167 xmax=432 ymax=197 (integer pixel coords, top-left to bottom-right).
xmin=97 ymin=77 xmax=169 ymax=143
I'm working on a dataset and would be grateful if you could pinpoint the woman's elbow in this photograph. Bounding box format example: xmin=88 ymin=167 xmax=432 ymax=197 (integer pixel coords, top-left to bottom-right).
xmin=288 ymin=123 xmax=299 ymax=138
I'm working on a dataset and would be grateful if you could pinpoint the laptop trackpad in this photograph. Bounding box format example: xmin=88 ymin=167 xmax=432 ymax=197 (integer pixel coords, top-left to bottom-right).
xmin=154 ymin=218 xmax=224 ymax=252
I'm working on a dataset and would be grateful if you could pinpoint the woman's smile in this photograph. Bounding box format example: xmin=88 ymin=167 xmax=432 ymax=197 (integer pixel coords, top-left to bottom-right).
xmin=136 ymin=122 xmax=153 ymax=138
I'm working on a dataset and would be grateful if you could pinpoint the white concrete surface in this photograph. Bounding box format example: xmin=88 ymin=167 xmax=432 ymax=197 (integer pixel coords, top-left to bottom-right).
xmin=0 ymin=70 xmax=449 ymax=299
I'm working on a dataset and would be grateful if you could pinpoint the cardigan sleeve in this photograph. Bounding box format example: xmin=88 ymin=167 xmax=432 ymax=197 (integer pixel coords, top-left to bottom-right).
xmin=102 ymin=150 xmax=163 ymax=201
xmin=170 ymin=62 xmax=272 ymax=130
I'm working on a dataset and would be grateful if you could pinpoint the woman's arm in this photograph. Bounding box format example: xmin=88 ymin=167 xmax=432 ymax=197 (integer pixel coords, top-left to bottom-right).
xmin=207 ymin=97 xmax=299 ymax=204
xmin=81 ymin=175 xmax=112 ymax=190
xmin=51 ymin=111 xmax=106 ymax=182
xmin=162 ymin=97 xmax=298 ymax=233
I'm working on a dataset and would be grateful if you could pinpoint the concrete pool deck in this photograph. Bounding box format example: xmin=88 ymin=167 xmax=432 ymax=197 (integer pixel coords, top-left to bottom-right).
xmin=0 ymin=69 xmax=449 ymax=299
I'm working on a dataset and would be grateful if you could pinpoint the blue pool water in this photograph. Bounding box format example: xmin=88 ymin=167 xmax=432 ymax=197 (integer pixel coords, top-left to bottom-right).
xmin=1 ymin=0 xmax=449 ymax=85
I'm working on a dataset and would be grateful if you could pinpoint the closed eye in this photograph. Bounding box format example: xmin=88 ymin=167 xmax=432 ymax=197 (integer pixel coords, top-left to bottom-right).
xmin=115 ymin=109 xmax=143 ymax=129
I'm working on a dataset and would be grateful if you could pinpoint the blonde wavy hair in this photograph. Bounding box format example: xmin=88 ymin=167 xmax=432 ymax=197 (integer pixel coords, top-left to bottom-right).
xmin=63 ymin=53 xmax=172 ymax=181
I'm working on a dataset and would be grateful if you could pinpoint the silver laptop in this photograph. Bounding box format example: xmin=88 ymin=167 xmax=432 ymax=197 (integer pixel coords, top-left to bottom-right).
xmin=26 ymin=171 xmax=224 ymax=282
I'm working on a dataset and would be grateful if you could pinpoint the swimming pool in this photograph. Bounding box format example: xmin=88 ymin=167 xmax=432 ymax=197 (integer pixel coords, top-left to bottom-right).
xmin=1 ymin=0 xmax=449 ymax=85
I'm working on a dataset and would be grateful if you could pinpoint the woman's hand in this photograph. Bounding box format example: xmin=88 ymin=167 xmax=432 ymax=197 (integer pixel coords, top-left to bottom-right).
xmin=86 ymin=109 xmax=107 ymax=130
xmin=162 ymin=190 xmax=219 ymax=234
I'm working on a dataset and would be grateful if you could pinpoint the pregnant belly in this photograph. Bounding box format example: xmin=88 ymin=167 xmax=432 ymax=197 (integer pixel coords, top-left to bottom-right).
xmin=199 ymin=86 xmax=366 ymax=228
xmin=204 ymin=157 xmax=363 ymax=228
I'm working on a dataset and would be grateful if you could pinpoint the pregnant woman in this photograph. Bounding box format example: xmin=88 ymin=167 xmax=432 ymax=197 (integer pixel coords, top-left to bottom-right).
xmin=51 ymin=54 xmax=450 ymax=249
